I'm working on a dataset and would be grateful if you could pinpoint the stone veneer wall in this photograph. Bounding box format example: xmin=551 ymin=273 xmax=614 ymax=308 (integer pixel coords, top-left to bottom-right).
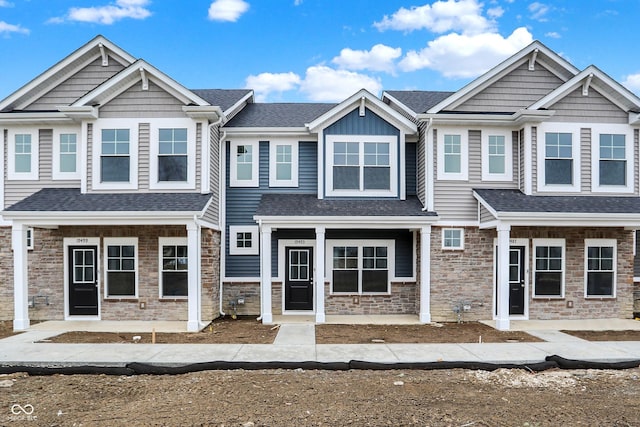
xmin=0 ymin=227 xmax=13 ymax=320
xmin=222 ymin=282 xmax=261 ymax=316
xmin=324 ymin=282 xmax=417 ymax=315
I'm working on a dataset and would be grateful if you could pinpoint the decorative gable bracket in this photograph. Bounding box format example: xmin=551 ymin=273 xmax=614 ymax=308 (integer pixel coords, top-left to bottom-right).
xmin=98 ymin=43 xmax=109 ymax=67
xmin=582 ymin=73 xmax=594 ymax=96
xmin=139 ymin=68 xmax=149 ymax=91
xmin=528 ymin=48 xmax=539 ymax=71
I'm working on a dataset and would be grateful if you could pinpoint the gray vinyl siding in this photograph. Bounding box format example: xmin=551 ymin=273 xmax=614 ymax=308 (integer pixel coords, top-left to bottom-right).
xmin=201 ymin=197 xmax=217 ymax=225
xmin=531 ymin=126 xmax=537 ymax=192
xmin=405 ymin=142 xmax=417 ymax=196
xmin=138 ymin=123 xmax=150 ymax=190
xmin=4 ymin=129 xmax=79 ymax=208
xmin=24 ymin=57 xmax=125 ymax=111
xmin=518 ymin=129 xmax=525 ymax=192
xmin=87 ymin=124 xmax=93 ymax=190
xmin=100 ymin=81 xmax=187 ymax=118
xmin=433 ymin=129 xmax=518 ymax=221
xmin=455 ymin=62 xmax=564 ymax=112
xmin=580 ymin=128 xmax=591 ymax=192
xmin=548 ymin=88 xmax=628 ymax=123
xmin=479 ymin=205 xmax=495 ymax=223
xmin=417 ymin=122 xmax=426 ymax=205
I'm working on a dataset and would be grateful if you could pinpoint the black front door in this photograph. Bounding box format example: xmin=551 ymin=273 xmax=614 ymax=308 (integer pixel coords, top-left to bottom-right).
xmin=68 ymin=246 xmax=99 ymax=316
xmin=284 ymin=247 xmax=313 ymax=311
xmin=509 ymin=246 xmax=526 ymax=315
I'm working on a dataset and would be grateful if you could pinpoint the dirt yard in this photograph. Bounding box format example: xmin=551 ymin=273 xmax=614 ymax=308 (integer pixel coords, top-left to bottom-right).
xmin=2 ymin=367 xmax=640 ymax=426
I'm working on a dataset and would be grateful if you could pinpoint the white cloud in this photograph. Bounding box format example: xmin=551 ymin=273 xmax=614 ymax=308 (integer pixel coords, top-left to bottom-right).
xmin=623 ymin=73 xmax=640 ymax=94
xmin=545 ymin=31 xmax=561 ymax=39
xmin=528 ymin=2 xmax=550 ymax=22
xmin=245 ymin=72 xmax=301 ymax=102
xmin=487 ymin=6 xmax=504 ymax=18
xmin=294 ymin=0 xmax=303 ymax=5
xmin=208 ymin=0 xmax=249 ymax=22
xmin=0 ymin=20 xmax=29 ymax=35
xmin=373 ymin=0 xmax=494 ymax=35
xmin=54 ymin=0 xmax=151 ymax=25
xmin=300 ymin=66 xmax=382 ymax=102
xmin=399 ymin=27 xmax=534 ymax=78
xmin=332 ymin=44 xmax=402 ymax=74
xmin=0 ymin=1 xmax=13 ymax=7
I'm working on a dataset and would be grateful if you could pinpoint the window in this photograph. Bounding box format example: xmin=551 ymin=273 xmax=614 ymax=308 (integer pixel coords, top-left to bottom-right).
xmin=590 ymin=126 xmax=635 ymax=193
xmin=104 ymin=238 xmax=137 ymax=298
xmin=545 ymin=132 xmax=572 ymax=185
xmin=158 ymin=128 xmax=187 ymax=182
xmin=229 ymin=225 xmax=259 ymax=255
xmin=53 ymin=129 xmax=80 ymax=180
xmin=8 ymin=129 xmax=38 ymax=180
xmin=326 ymin=135 xmax=397 ymax=197
xmin=159 ymin=238 xmax=188 ymax=298
xmin=437 ymin=129 xmax=468 ymax=180
xmin=230 ymin=140 xmax=259 ymax=187
xmin=537 ymin=124 xmax=580 ymax=192
xmin=26 ymin=227 xmax=34 ymax=250
xmin=101 ymin=129 xmax=130 ymax=182
xmin=269 ymin=141 xmax=298 ymax=187
xmin=585 ymin=239 xmax=616 ymax=298
xmin=533 ymin=239 xmax=564 ymax=298
xmin=442 ymin=229 xmax=464 ymax=250
xmin=329 ymin=240 xmax=393 ymax=294
xmin=481 ymin=131 xmax=513 ymax=181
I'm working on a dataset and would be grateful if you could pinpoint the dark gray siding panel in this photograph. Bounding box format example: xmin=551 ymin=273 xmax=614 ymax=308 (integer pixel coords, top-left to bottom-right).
xmin=406 ymin=142 xmax=417 ymax=196
xmin=325 ymin=108 xmax=399 ymax=136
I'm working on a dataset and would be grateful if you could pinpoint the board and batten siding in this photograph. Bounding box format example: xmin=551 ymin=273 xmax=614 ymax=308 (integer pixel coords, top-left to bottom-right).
xmin=580 ymin=128 xmax=591 ymax=192
xmin=518 ymin=129 xmax=525 ymax=192
xmin=548 ymin=88 xmax=629 ymax=123
xmin=24 ymin=57 xmax=126 ymax=111
xmin=433 ymin=129 xmax=519 ymax=222
xmin=138 ymin=123 xmax=150 ymax=191
xmin=405 ymin=142 xmax=417 ymax=196
xmin=4 ymin=129 xmax=79 ymax=208
xmin=455 ymin=62 xmax=564 ymax=112
xmin=99 ymin=81 xmax=187 ymax=119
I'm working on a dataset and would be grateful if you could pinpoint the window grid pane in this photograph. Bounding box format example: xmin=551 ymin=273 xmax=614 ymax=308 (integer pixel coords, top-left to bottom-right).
xmin=107 ymin=244 xmax=135 ymax=296
xmin=586 ymin=245 xmax=614 ymax=296
xmin=488 ymin=135 xmax=505 ymax=174
xmin=443 ymin=229 xmax=462 ymax=248
xmin=535 ymin=245 xmax=563 ymax=296
xmin=15 ymin=134 xmax=32 ymax=173
xmin=236 ymin=145 xmax=253 ymax=180
xmin=275 ymin=144 xmax=292 ymax=180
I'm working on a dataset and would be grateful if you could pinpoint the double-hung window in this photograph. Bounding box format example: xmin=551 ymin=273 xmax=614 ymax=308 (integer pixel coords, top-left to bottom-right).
xmin=537 ymin=124 xmax=580 ymax=192
xmin=53 ymin=129 xmax=80 ymax=180
xmin=437 ymin=129 xmax=468 ymax=180
xmin=585 ymin=239 xmax=616 ymax=298
xmin=159 ymin=238 xmax=188 ymax=298
xmin=149 ymin=120 xmax=196 ymax=190
xmin=230 ymin=140 xmax=259 ymax=187
xmin=8 ymin=129 xmax=38 ymax=180
xmin=269 ymin=141 xmax=298 ymax=187
xmin=158 ymin=128 xmax=188 ymax=182
xmin=329 ymin=240 xmax=393 ymax=294
xmin=93 ymin=120 xmax=138 ymax=190
xmin=533 ymin=239 xmax=564 ymax=298
xmin=544 ymin=132 xmax=572 ymax=185
xmin=481 ymin=130 xmax=512 ymax=181
xmin=591 ymin=126 xmax=634 ymax=193
xmin=104 ymin=238 xmax=137 ymax=298
xmin=326 ymin=135 xmax=397 ymax=197
xmin=101 ymin=129 xmax=130 ymax=182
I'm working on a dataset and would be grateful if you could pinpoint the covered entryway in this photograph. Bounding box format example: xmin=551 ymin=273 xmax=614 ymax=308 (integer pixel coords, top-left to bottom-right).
xmin=67 ymin=244 xmax=99 ymax=316
xmin=284 ymin=247 xmax=314 ymax=311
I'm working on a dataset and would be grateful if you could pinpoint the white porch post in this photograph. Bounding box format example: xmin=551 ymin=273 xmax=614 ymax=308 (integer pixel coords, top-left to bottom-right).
xmin=315 ymin=226 xmax=326 ymax=323
xmin=12 ymin=223 xmax=29 ymax=331
xmin=260 ymin=225 xmax=273 ymax=323
xmin=186 ymin=223 xmax=201 ymax=332
xmin=496 ymin=223 xmax=511 ymax=331
xmin=419 ymin=226 xmax=432 ymax=323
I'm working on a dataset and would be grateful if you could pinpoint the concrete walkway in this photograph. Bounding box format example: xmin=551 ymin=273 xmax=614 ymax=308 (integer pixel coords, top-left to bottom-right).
xmin=1 ymin=319 xmax=639 ymax=367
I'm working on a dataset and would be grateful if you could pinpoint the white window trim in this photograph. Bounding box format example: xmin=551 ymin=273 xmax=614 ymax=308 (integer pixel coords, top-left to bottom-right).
xmin=481 ymin=129 xmax=513 ymax=182
xmin=230 ymin=140 xmax=259 ymax=187
xmin=92 ymin=119 xmax=139 ymax=191
xmin=536 ymin=123 xmax=581 ymax=193
xmin=159 ymin=237 xmax=189 ymax=299
xmin=149 ymin=119 xmax=197 ymax=190
xmin=7 ymin=128 xmax=39 ymax=181
xmin=103 ymin=237 xmax=138 ymax=299
xmin=26 ymin=227 xmax=34 ymax=250
xmin=52 ymin=127 xmax=81 ymax=180
xmin=442 ymin=228 xmax=464 ymax=250
xmin=229 ymin=225 xmax=259 ymax=255
xmin=326 ymin=239 xmax=395 ymax=295
xmin=325 ymin=135 xmax=398 ymax=197
xmin=590 ymin=124 xmax=635 ymax=193
xmin=532 ymin=238 xmax=565 ymax=299
xmin=269 ymin=140 xmax=299 ymax=187
xmin=437 ymin=128 xmax=468 ymax=181
xmin=584 ymin=238 xmax=617 ymax=298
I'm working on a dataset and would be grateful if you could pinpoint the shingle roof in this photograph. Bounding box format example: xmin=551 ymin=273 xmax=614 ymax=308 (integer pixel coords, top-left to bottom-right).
xmin=255 ymin=193 xmax=436 ymax=217
xmin=190 ymin=89 xmax=252 ymax=112
xmin=385 ymin=90 xmax=455 ymax=114
xmin=4 ymin=188 xmax=212 ymax=212
xmin=474 ymin=189 xmax=640 ymax=214
xmin=225 ymin=103 xmax=336 ymax=128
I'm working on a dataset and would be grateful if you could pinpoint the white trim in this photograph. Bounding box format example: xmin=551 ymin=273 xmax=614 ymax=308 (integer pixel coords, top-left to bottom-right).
xmin=80 ymin=121 xmax=88 ymax=194
xmin=229 ymin=139 xmax=259 ymax=187
xmin=492 ymin=237 xmax=529 ymax=321
xmin=325 ymin=134 xmax=398 ymax=198
xmin=442 ymin=228 xmax=464 ymax=250
xmin=201 ymin=121 xmax=210 ymax=193
xmin=7 ymin=128 xmax=38 ymax=181
xmin=158 ymin=237 xmax=189 ymax=299
xmin=26 ymin=227 xmax=34 ymax=250
xmin=63 ymin=237 xmax=101 ymax=320
xmin=590 ymin=124 xmax=635 ymax=194
xmin=149 ymin=119 xmax=197 ymax=190
xmin=317 ymin=129 xmax=325 ymax=199
xmin=269 ymin=139 xmax=299 ymax=187
xmin=436 ymin=128 xmax=468 ymax=181
xmin=481 ymin=129 xmax=513 ymax=182
xmin=532 ymin=238 xmax=565 ymax=298
xmin=536 ymin=123 xmax=581 ymax=193
xmin=103 ymin=237 xmax=138 ymax=299
xmin=279 ymin=241 xmax=317 ymax=315
xmin=52 ymin=127 xmax=81 ymax=180
xmin=92 ymin=119 xmax=139 ymax=191
xmin=584 ymin=238 xmax=617 ymax=298
xmin=229 ymin=225 xmax=259 ymax=255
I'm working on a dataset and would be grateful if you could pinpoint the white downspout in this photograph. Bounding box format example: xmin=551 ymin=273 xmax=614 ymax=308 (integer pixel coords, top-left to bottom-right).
xmin=217 ymin=127 xmax=227 ymax=317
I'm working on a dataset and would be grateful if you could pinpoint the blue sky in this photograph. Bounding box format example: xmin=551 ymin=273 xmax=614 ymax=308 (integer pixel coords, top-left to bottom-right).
xmin=1 ymin=0 xmax=639 ymax=103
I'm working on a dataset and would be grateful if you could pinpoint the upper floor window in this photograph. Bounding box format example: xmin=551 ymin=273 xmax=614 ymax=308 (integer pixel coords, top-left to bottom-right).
xmin=150 ymin=120 xmax=196 ymax=190
xmin=53 ymin=128 xmax=80 ymax=180
xmin=591 ymin=126 xmax=634 ymax=193
xmin=481 ymin=130 xmax=513 ymax=181
xmin=101 ymin=129 xmax=130 ymax=182
xmin=269 ymin=141 xmax=298 ymax=187
xmin=437 ymin=129 xmax=468 ymax=181
xmin=326 ymin=135 xmax=397 ymax=197
xmin=230 ymin=140 xmax=259 ymax=187
xmin=158 ymin=128 xmax=187 ymax=181
xmin=92 ymin=119 xmax=138 ymax=190
xmin=8 ymin=129 xmax=38 ymax=180
xmin=537 ymin=124 xmax=580 ymax=192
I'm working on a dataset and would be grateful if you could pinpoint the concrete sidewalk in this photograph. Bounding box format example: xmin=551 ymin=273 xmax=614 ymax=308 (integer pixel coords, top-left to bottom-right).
xmin=1 ymin=323 xmax=639 ymax=367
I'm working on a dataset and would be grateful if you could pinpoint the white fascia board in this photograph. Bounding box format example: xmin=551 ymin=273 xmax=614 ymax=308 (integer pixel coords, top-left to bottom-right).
xmin=630 ymin=113 xmax=640 ymax=126
xmin=222 ymin=127 xmax=311 ymax=137
xmin=182 ymin=106 xmax=223 ymax=122
xmin=1 ymin=211 xmax=203 ymax=226
xmin=381 ymin=91 xmax=418 ymax=119
xmin=417 ymin=110 xmax=554 ymax=126
xmin=57 ymin=106 xmax=99 ymax=120
xmin=253 ymin=215 xmax=439 ymax=229
xmin=0 ymin=112 xmax=75 ymax=125
xmin=494 ymin=212 xmax=640 ymax=228
xmin=223 ymin=91 xmax=254 ymax=119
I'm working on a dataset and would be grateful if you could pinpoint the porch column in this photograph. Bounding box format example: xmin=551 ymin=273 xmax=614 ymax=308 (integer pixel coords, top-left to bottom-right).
xmin=12 ymin=223 xmax=29 ymax=331
xmin=496 ymin=223 xmax=511 ymax=331
xmin=315 ymin=226 xmax=326 ymax=323
xmin=419 ymin=226 xmax=432 ymax=323
xmin=186 ymin=223 xmax=201 ymax=332
xmin=260 ymin=225 xmax=273 ymax=323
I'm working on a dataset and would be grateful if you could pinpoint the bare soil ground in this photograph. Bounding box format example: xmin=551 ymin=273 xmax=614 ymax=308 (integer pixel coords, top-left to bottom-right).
xmin=2 ymin=368 xmax=640 ymax=426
